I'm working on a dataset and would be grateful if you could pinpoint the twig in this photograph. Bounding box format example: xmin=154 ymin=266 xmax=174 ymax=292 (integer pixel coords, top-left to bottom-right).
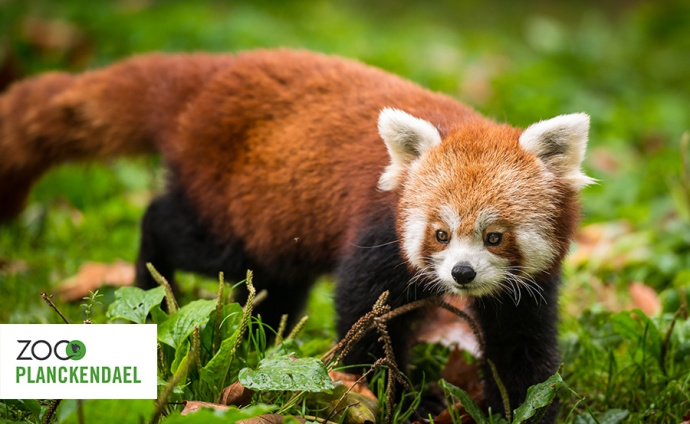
xmin=321 ymin=291 xmax=390 ymax=366
xmin=152 ymin=358 xmax=190 ymax=423
xmin=41 ymin=399 xmax=61 ymax=424
xmin=286 ymin=315 xmax=309 ymax=340
xmin=274 ymin=314 xmax=289 ymax=346
xmin=220 ymin=270 xmax=256 ymax=394
xmin=323 ymin=372 xmax=372 ymax=423
xmin=146 ymin=263 xmax=178 ymax=313
xmin=212 ymin=272 xmax=225 ymax=356
xmin=252 ymin=289 xmax=268 ymax=309
xmin=40 ymin=293 xmax=70 ymax=324
xmin=192 ymin=325 xmax=202 ymax=372
xmin=488 ymin=359 xmax=511 ymax=422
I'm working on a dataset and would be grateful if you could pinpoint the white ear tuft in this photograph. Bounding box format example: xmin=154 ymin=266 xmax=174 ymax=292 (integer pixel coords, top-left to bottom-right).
xmin=377 ymin=108 xmax=442 ymax=191
xmin=519 ymin=113 xmax=594 ymax=190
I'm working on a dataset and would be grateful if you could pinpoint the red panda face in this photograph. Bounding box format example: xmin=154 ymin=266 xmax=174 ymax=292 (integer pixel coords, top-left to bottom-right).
xmin=378 ymin=109 xmax=591 ymax=300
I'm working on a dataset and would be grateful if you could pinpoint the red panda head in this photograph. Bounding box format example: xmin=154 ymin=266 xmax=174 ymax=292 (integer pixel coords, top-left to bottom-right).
xmin=378 ymin=108 xmax=592 ymax=301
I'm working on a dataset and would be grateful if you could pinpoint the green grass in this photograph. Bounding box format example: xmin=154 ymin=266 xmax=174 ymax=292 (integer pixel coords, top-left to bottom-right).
xmin=1 ymin=0 xmax=689 ymax=422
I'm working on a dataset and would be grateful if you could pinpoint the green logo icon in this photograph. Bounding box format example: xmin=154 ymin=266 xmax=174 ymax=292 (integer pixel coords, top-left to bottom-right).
xmin=66 ymin=340 xmax=86 ymax=360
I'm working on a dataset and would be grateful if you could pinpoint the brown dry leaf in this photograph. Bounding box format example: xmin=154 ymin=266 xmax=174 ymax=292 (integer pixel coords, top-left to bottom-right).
xmin=58 ymin=261 xmax=134 ymax=301
xmin=569 ymin=221 xmax=650 ymax=271
xmin=568 ymin=223 xmax=608 ymax=267
xmin=430 ymin=406 xmax=475 ymax=424
xmin=219 ymin=381 xmax=255 ymax=407
xmin=328 ymin=371 xmax=377 ymax=400
xmin=440 ymin=347 xmax=483 ymax=403
xmin=22 ymin=17 xmax=84 ymax=51
xmin=629 ymin=282 xmax=661 ymax=316
xmin=588 ymin=147 xmax=622 ymax=175
xmin=0 ymin=259 xmax=28 ymax=275
xmin=181 ymin=401 xmax=228 ymax=415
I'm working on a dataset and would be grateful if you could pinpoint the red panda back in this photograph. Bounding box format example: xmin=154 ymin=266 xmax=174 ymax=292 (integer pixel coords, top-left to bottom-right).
xmin=164 ymin=50 xmax=489 ymax=264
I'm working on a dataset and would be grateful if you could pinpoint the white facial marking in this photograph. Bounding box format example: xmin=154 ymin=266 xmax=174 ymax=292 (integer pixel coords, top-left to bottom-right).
xmin=438 ymin=204 xmax=461 ymax=233
xmin=473 ymin=209 xmax=501 ymax=238
xmin=402 ymin=210 xmax=427 ymax=268
xmin=515 ymin=226 xmax=556 ymax=273
xmin=432 ymin=236 xmax=510 ymax=296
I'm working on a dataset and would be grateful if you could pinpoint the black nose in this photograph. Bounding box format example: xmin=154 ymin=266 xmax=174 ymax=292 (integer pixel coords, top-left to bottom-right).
xmin=451 ymin=262 xmax=476 ymax=285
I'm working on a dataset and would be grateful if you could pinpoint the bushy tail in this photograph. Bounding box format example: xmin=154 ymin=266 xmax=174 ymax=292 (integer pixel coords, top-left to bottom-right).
xmin=0 ymin=53 xmax=233 ymax=220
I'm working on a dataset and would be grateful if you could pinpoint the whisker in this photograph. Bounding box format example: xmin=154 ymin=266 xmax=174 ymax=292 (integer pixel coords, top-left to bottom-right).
xmin=349 ymin=239 xmax=400 ymax=249
xmin=502 ymin=266 xmax=547 ymax=305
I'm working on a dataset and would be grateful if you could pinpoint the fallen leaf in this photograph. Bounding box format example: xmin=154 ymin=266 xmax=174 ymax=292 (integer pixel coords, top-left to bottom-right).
xmin=588 ymin=147 xmax=622 ymax=175
xmin=328 ymin=371 xmax=377 ymax=400
xmin=430 ymin=406 xmax=475 ymax=424
xmin=181 ymin=401 xmax=228 ymax=415
xmin=58 ymin=261 xmax=134 ymax=301
xmin=440 ymin=347 xmax=483 ymax=403
xmin=0 ymin=259 xmax=28 ymax=275
xmin=629 ymin=282 xmax=661 ymax=316
xmin=308 ymin=381 xmax=377 ymax=424
xmin=568 ymin=221 xmax=650 ymax=271
xmin=220 ymin=381 xmax=255 ymax=407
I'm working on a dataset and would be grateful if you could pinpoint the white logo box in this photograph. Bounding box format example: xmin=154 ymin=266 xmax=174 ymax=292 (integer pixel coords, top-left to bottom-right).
xmin=0 ymin=324 xmax=157 ymax=399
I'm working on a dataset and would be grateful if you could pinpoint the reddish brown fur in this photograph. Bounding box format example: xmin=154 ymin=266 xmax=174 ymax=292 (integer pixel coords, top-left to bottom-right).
xmin=0 ymin=54 xmax=235 ymax=218
xmin=136 ymin=51 xmax=487 ymax=266
xmin=0 ymin=48 xmax=579 ymax=269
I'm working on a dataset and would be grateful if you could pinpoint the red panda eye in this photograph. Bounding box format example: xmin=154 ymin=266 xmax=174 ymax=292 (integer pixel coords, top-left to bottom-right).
xmin=435 ymin=230 xmax=450 ymax=244
xmin=486 ymin=232 xmax=502 ymax=246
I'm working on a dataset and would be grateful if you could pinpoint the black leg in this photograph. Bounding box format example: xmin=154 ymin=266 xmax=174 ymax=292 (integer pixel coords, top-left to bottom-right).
xmin=135 ymin=190 xmax=250 ymax=292
xmin=471 ymin=272 xmax=561 ymax=423
xmin=249 ymin=269 xmax=317 ymax=333
xmin=135 ymin=189 xmax=321 ymax=332
xmin=334 ymin=210 xmax=428 ymax=374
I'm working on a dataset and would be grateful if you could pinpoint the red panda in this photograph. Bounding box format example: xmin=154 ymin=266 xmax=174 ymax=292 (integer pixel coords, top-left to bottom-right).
xmin=0 ymin=50 xmax=591 ymax=420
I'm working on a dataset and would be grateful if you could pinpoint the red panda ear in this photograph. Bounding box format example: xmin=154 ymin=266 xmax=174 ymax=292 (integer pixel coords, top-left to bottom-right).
xmin=519 ymin=113 xmax=595 ymax=190
xmin=377 ymin=108 xmax=442 ymax=191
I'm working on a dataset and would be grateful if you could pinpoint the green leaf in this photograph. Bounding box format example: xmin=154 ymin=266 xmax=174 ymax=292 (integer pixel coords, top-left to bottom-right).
xmin=574 ymin=409 xmax=630 ymax=424
xmin=512 ymin=372 xmax=563 ymax=424
xmin=439 ymin=379 xmax=488 ymax=424
xmin=157 ymin=299 xmax=216 ymax=349
xmin=157 ymin=376 xmax=185 ymax=394
xmin=56 ymin=399 xmax=154 ymax=423
xmin=1 ymin=399 xmax=43 ymax=421
xmin=198 ymin=303 xmax=244 ymax=394
xmin=106 ymin=286 xmax=166 ymax=324
xmin=307 ymin=381 xmax=377 ymax=423
xmin=171 ymin=340 xmax=190 ymax=374
xmin=23 ymin=399 xmax=43 ymax=421
xmin=597 ymin=409 xmax=630 ymax=424
xmin=163 ymin=404 xmax=276 ymax=423
xmin=239 ymin=354 xmax=335 ymax=393
xmin=611 ymin=310 xmax=662 ymax=357
xmin=488 ymin=414 xmax=510 ymax=424
xmin=200 ymin=333 xmax=238 ymax=393
xmin=150 ymin=304 xmax=170 ymax=324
